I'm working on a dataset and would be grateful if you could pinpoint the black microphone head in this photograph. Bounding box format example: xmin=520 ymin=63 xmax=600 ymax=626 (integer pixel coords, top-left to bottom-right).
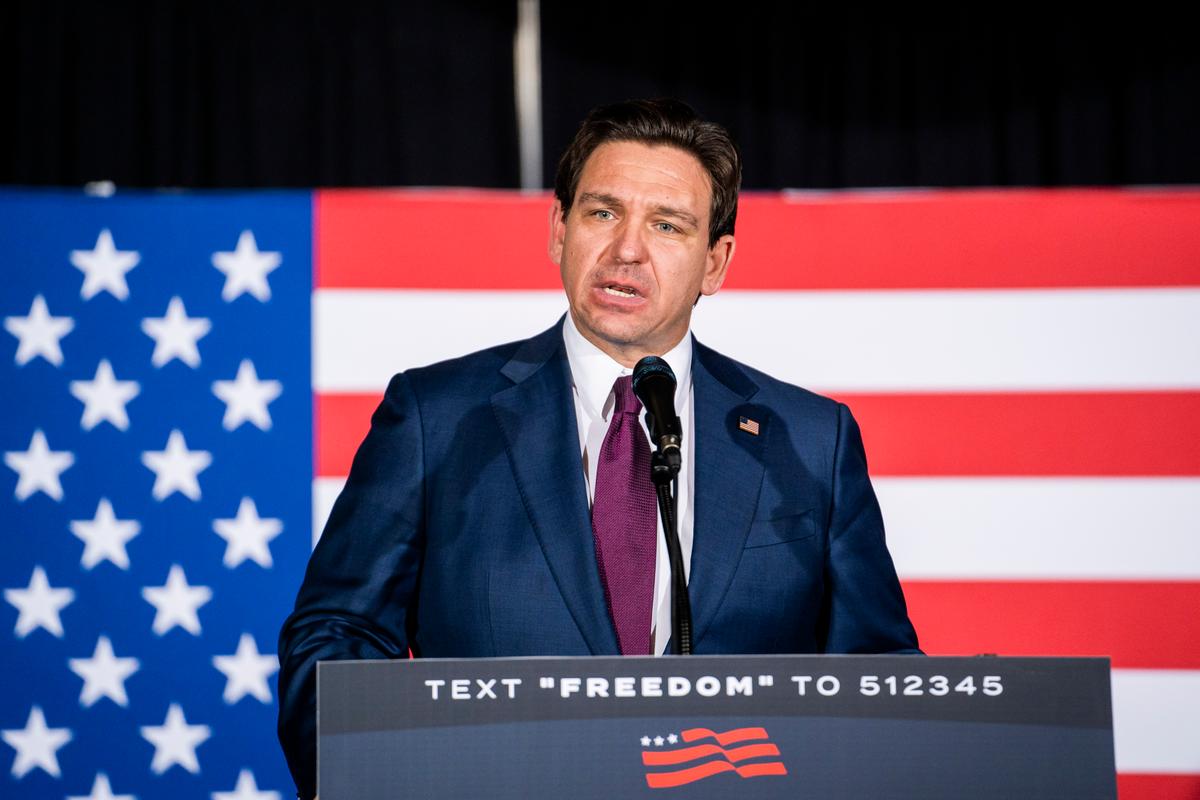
xmin=632 ymin=356 xmax=681 ymax=449
xmin=631 ymin=355 xmax=676 ymax=403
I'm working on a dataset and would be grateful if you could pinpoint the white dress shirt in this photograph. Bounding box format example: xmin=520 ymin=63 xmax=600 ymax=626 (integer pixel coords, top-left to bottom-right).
xmin=562 ymin=312 xmax=694 ymax=656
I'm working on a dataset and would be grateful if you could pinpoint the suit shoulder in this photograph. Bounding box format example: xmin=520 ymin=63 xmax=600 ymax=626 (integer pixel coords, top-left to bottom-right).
xmin=749 ymin=362 xmax=840 ymax=413
xmin=412 ymin=338 xmax=522 ymax=379
xmin=698 ymin=341 xmax=843 ymax=419
xmin=385 ymin=322 xmax=561 ymax=403
xmin=386 ymin=339 xmax=519 ymax=402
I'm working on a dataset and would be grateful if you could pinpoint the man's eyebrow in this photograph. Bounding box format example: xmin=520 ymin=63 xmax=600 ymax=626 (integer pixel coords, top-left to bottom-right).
xmin=655 ymin=205 xmax=700 ymax=228
xmin=577 ymin=191 xmax=623 ymax=207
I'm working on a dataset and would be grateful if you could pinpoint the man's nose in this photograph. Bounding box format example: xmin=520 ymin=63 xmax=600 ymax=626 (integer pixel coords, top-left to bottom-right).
xmin=611 ymin=220 xmax=648 ymax=264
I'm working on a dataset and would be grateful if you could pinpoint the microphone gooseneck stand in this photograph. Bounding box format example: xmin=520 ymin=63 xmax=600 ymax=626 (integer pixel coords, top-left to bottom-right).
xmin=650 ymin=444 xmax=691 ymax=655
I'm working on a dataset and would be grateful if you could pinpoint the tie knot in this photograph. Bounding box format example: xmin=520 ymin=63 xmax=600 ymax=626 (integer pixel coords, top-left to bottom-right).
xmin=611 ymin=375 xmax=642 ymax=415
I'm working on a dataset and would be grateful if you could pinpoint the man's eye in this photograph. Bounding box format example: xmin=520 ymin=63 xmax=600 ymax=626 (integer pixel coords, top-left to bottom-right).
xmin=656 ymin=222 xmax=677 ymax=233
xmin=592 ymin=209 xmax=614 ymax=220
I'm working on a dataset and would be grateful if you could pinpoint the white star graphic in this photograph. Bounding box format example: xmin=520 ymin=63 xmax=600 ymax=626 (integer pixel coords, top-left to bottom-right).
xmin=69 ymin=498 xmax=141 ymax=570
xmin=213 ymin=633 xmax=278 ymax=704
xmin=666 ymin=733 xmax=679 ymax=744
xmin=67 ymin=772 xmax=136 ymax=800
xmin=141 ymin=430 xmax=212 ymax=501
xmin=213 ymin=768 xmax=282 ymax=800
xmin=141 ymin=297 xmax=211 ymax=368
xmin=140 ymin=703 xmax=210 ymax=775
xmin=5 ymin=295 xmax=74 ymax=366
xmin=1 ymin=706 xmax=72 ymax=778
xmin=640 ymin=736 xmax=651 ymax=747
xmin=69 ymin=359 xmax=140 ymax=431
xmin=142 ymin=565 xmax=212 ymax=636
xmin=5 ymin=429 xmax=74 ymax=501
xmin=653 ymin=736 xmax=665 ymax=746
xmin=5 ymin=566 xmax=74 ymax=638
xmin=70 ymin=229 xmax=140 ymax=301
xmin=68 ymin=635 xmax=140 ymax=707
xmin=212 ymin=230 xmax=282 ymax=302
xmin=213 ymin=498 xmax=282 ymax=568
xmin=212 ymin=360 xmax=283 ymax=431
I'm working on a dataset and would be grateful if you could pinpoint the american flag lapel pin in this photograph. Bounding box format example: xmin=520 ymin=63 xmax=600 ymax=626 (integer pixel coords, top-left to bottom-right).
xmin=738 ymin=416 xmax=760 ymax=435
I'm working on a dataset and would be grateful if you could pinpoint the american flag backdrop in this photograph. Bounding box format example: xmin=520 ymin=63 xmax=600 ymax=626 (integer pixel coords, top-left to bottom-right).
xmin=4 ymin=186 xmax=1199 ymax=798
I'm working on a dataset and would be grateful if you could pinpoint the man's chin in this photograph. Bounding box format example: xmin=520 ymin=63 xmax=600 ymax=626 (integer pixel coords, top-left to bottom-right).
xmin=579 ymin=315 xmax=646 ymax=347
xmin=584 ymin=321 xmax=685 ymax=362
xmin=573 ymin=304 xmax=688 ymax=355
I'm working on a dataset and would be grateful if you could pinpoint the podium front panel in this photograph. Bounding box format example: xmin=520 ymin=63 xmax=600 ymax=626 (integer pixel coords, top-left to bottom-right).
xmin=317 ymin=654 xmax=1115 ymax=799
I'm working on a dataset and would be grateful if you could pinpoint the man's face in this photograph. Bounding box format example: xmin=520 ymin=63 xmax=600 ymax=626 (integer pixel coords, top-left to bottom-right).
xmin=549 ymin=141 xmax=735 ymax=366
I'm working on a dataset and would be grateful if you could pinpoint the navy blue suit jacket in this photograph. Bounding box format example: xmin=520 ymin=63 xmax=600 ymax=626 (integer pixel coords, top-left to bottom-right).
xmin=278 ymin=318 xmax=918 ymax=797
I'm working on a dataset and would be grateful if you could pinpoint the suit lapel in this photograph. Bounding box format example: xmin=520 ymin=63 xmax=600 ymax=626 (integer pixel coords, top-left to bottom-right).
xmin=689 ymin=340 xmax=767 ymax=648
xmin=491 ymin=320 xmax=620 ymax=655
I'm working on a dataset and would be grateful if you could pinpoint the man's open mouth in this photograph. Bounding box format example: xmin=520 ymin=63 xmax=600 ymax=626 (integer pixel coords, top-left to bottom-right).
xmin=602 ymin=284 xmax=639 ymax=297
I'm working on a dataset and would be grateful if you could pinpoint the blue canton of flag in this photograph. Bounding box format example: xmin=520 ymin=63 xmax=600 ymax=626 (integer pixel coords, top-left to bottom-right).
xmin=1 ymin=189 xmax=312 ymax=799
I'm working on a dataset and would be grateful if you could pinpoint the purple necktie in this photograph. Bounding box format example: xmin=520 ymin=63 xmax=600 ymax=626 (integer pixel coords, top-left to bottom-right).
xmin=591 ymin=375 xmax=657 ymax=655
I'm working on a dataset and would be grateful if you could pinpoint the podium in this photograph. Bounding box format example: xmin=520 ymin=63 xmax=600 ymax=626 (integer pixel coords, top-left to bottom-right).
xmin=317 ymin=655 xmax=1115 ymax=799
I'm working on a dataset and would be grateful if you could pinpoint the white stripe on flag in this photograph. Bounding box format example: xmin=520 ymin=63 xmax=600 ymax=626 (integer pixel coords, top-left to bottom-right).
xmin=314 ymin=290 xmax=567 ymax=393
xmin=1112 ymin=669 xmax=1200 ymax=773
xmin=696 ymin=288 xmax=1200 ymax=392
xmin=877 ymin=478 xmax=1200 ymax=580
xmin=314 ymin=288 xmax=1200 ymax=393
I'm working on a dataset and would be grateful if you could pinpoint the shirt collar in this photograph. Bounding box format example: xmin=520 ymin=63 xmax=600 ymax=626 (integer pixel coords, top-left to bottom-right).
xmin=562 ymin=311 xmax=693 ymax=422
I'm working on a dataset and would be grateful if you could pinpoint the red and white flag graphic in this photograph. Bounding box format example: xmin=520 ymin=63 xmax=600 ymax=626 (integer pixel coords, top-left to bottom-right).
xmin=641 ymin=727 xmax=788 ymax=788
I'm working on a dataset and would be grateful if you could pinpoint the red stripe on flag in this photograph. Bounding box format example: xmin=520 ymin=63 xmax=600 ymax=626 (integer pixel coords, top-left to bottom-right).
xmin=840 ymin=391 xmax=1200 ymax=477
xmin=316 ymin=391 xmax=1200 ymax=478
xmin=1117 ymin=773 xmax=1200 ymax=800
xmin=315 ymin=189 xmax=1200 ymax=290
xmin=903 ymin=580 xmax=1200 ymax=669
xmin=314 ymin=392 xmax=382 ymax=477
xmin=316 ymin=190 xmax=552 ymax=289
xmin=643 ymin=742 xmax=780 ymax=767
xmin=645 ymin=759 xmax=788 ymax=789
xmin=681 ymin=726 xmax=769 ymax=746
xmin=732 ymin=190 xmax=1200 ymax=289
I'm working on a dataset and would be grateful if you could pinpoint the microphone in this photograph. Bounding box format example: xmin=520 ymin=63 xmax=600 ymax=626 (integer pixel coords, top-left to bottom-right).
xmin=632 ymin=356 xmax=682 ymax=456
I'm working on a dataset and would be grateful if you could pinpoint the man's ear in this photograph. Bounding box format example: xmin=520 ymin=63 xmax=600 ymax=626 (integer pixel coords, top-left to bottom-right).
xmin=548 ymin=199 xmax=566 ymax=266
xmin=700 ymin=234 xmax=736 ymax=296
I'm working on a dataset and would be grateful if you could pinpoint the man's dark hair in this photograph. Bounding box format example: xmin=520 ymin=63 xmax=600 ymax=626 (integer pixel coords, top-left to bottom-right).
xmin=553 ymin=98 xmax=742 ymax=247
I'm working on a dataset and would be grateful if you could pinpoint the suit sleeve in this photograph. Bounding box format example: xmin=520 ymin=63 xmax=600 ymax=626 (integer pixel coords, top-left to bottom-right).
xmin=823 ymin=402 xmax=921 ymax=654
xmin=277 ymin=372 xmax=426 ymax=799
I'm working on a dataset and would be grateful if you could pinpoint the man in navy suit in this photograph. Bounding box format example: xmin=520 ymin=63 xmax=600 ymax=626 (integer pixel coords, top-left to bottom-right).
xmin=278 ymin=99 xmax=919 ymax=798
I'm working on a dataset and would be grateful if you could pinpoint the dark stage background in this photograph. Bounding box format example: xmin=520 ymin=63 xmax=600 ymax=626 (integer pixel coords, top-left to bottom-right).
xmin=3 ymin=2 xmax=1197 ymax=189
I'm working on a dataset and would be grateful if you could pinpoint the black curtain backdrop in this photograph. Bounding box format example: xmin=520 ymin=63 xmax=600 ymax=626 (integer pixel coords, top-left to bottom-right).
xmin=1 ymin=1 xmax=520 ymax=187
xmin=541 ymin=8 xmax=1200 ymax=189
xmin=4 ymin=3 xmax=1197 ymax=189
